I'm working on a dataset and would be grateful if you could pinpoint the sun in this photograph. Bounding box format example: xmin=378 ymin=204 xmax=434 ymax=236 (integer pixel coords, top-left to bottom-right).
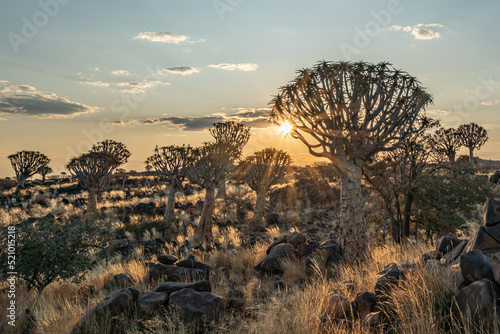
xmin=277 ymin=122 xmax=293 ymax=135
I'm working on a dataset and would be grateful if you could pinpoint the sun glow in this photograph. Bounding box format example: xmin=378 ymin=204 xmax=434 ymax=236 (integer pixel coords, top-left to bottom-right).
xmin=277 ymin=122 xmax=293 ymax=135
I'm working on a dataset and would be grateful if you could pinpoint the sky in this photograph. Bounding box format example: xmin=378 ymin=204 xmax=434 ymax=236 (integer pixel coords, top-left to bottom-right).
xmin=0 ymin=0 xmax=499 ymax=177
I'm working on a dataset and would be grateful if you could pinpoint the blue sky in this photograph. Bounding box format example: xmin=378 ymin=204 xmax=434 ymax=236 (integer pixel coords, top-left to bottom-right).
xmin=0 ymin=0 xmax=499 ymax=176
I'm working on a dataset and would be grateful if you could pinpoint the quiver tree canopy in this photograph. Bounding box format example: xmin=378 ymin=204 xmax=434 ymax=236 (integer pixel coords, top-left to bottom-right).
xmin=8 ymin=150 xmax=50 ymax=192
xmin=431 ymin=127 xmax=462 ymax=163
xmin=209 ymin=121 xmax=251 ymax=148
xmin=269 ymin=60 xmax=433 ymax=262
xmin=91 ymin=139 xmax=131 ymax=171
xmin=457 ymin=122 xmax=488 ymax=165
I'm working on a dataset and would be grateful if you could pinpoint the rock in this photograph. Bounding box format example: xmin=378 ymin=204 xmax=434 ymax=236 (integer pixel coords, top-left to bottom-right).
xmin=484 ymin=198 xmax=500 ymax=227
xmin=465 ymin=227 xmax=500 ymax=252
xmin=176 ymin=255 xmax=212 ymax=273
xmin=225 ymin=298 xmax=245 ymax=312
xmin=489 ymin=171 xmax=500 ymax=184
xmin=353 ymin=291 xmax=377 ymax=319
xmin=374 ymin=263 xmax=400 ymax=296
xmin=148 ymin=264 xmax=205 ymax=282
xmin=256 ymin=243 xmax=296 ymax=274
xmin=107 ymin=273 xmax=134 ymax=288
xmin=318 ymin=239 xmax=342 ymax=265
xmin=296 ymin=241 xmax=318 ymax=258
xmin=436 ymin=234 xmax=462 ymax=257
xmin=169 ymin=288 xmax=224 ymax=323
xmin=158 ymin=254 xmax=178 ymax=265
xmin=320 ymin=294 xmax=351 ymax=322
xmin=460 ymin=250 xmax=493 ymax=285
xmin=266 ymin=235 xmax=287 ymax=255
xmin=153 ymin=281 xmax=211 ymax=294
xmin=137 ymin=292 xmax=169 ymax=309
xmin=490 ymin=252 xmax=500 ymax=286
xmin=363 ymin=311 xmax=382 ymax=328
xmin=440 ymin=240 xmax=467 ymax=266
xmin=287 ymin=232 xmax=306 ymax=248
xmin=453 ymin=278 xmax=500 ymax=326
xmin=421 ymin=251 xmax=440 ymax=263
xmin=94 ymin=287 xmax=141 ymax=316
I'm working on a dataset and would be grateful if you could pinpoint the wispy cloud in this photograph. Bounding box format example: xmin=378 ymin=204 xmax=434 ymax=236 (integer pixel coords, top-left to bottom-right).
xmin=134 ymin=32 xmax=204 ymax=44
xmin=162 ymin=67 xmax=200 ymax=76
xmin=108 ymin=119 xmax=140 ymax=126
xmin=386 ymin=23 xmax=445 ymax=40
xmin=207 ymin=63 xmax=259 ymax=71
xmin=111 ymin=70 xmax=131 ymax=76
xmin=80 ymin=81 xmax=110 ymax=87
xmin=0 ymin=80 xmax=100 ymax=118
xmin=481 ymin=100 xmax=500 ymax=106
xmin=117 ymin=80 xmax=169 ymax=93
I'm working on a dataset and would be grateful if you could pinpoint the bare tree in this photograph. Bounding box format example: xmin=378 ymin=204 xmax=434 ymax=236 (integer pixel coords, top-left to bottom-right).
xmin=38 ymin=165 xmax=53 ymax=184
xmin=431 ymin=127 xmax=461 ymax=164
xmin=209 ymin=121 xmax=250 ymax=198
xmin=146 ymin=145 xmax=193 ymax=222
xmin=457 ymin=122 xmax=488 ymax=166
xmin=240 ymin=148 xmax=291 ymax=225
xmin=8 ymin=150 xmax=50 ymax=193
xmin=188 ymin=142 xmax=238 ymax=241
xmin=66 ymin=152 xmax=119 ymax=216
xmin=270 ymin=61 xmax=433 ymax=262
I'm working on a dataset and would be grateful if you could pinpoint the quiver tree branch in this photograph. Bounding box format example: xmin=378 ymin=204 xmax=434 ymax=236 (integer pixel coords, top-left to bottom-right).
xmin=457 ymin=122 xmax=488 ymax=166
xmin=8 ymin=150 xmax=50 ymax=193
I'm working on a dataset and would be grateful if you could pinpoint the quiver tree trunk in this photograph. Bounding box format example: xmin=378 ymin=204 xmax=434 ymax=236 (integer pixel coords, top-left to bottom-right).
xmin=448 ymin=152 xmax=456 ymax=164
xmin=196 ymin=187 xmax=216 ymax=241
xmin=469 ymin=147 xmax=475 ymax=166
xmin=87 ymin=188 xmax=98 ymax=216
xmin=216 ymin=181 xmax=227 ymax=198
xmin=402 ymin=192 xmax=415 ymax=241
xmin=253 ymin=189 xmax=267 ymax=226
xmin=15 ymin=175 xmax=28 ymax=193
xmin=164 ymin=184 xmax=176 ymax=222
xmin=339 ymin=160 xmax=366 ymax=263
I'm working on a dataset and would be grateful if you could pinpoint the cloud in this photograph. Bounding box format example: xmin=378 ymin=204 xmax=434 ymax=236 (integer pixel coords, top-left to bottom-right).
xmin=427 ymin=109 xmax=451 ymax=117
xmin=108 ymin=119 xmax=140 ymax=126
xmin=162 ymin=67 xmax=200 ymax=76
xmin=481 ymin=100 xmax=500 ymax=106
xmin=207 ymin=63 xmax=259 ymax=71
xmin=386 ymin=23 xmax=444 ymax=40
xmin=80 ymin=81 xmax=110 ymax=87
xmin=0 ymin=81 xmax=100 ymax=118
xmin=111 ymin=70 xmax=131 ymax=76
xmin=134 ymin=32 xmax=204 ymax=44
xmin=117 ymin=80 xmax=169 ymax=93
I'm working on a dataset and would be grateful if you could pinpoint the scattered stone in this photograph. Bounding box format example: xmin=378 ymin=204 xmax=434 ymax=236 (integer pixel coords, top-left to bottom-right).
xmin=158 ymin=254 xmax=178 ymax=265
xmin=287 ymin=232 xmax=306 ymax=248
xmin=460 ymin=250 xmax=493 ymax=285
xmin=440 ymin=239 xmax=468 ymax=266
xmin=353 ymin=291 xmax=377 ymax=319
xmin=169 ymin=288 xmax=225 ymax=323
xmin=94 ymin=287 xmax=141 ymax=316
xmin=363 ymin=311 xmax=382 ymax=328
xmin=107 ymin=273 xmax=134 ymax=289
xmin=436 ymin=234 xmax=463 ymax=257
xmin=489 ymin=171 xmax=500 ymax=184
xmin=148 ymin=264 xmax=205 ymax=282
xmin=374 ymin=263 xmax=400 ymax=296
xmin=266 ymin=235 xmax=287 ymax=255
xmin=153 ymin=281 xmax=211 ymax=295
xmin=176 ymin=255 xmax=212 ymax=273
xmin=320 ymin=294 xmax=351 ymax=322
xmin=453 ymin=278 xmax=500 ymax=326
xmin=421 ymin=250 xmax=440 ymax=263
xmin=137 ymin=292 xmax=169 ymax=309
xmin=490 ymin=252 xmax=500 ymax=286
xmin=465 ymin=227 xmax=500 ymax=252
xmin=484 ymin=198 xmax=500 ymax=227
xmin=256 ymin=243 xmax=296 ymax=274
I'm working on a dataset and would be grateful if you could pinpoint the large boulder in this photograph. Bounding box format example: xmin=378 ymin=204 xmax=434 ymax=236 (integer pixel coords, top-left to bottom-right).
xmin=460 ymin=250 xmax=493 ymax=285
xmin=483 ymin=198 xmax=500 ymax=227
xmin=440 ymin=240 xmax=467 ymax=266
xmin=153 ymin=281 xmax=211 ymax=295
xmin=490 ymin=252 xmax=500 ymax=286
xmin=106 ymin=273 xmax=134 ymax=289
xmin=256 ymin=243 xmax=296 ymax=274
xmin=352 ymin=291 xmax=377 ymax=319
xmin=489 ymin=171 xmax=500 ymax=184
xmin=169 ymin=288 xmax=224 ymax=323
xmin=94 ymin=287 xmax=140 ymax=316
xmin=137 ymin=292 xmax=169 ymax=309
xmin=464 ymin=226 xmax=500 ymax=253
xmin=158 ymin=254 xmax=178 ymax=265
xmin=436 ymin=234 xmax=462 ymax=257
xmin=453 ymin=278 xmax=500 ymax=326
xmin=320 ymin=294 xmax=351 ymax=322
xmin=176 ymin=255 xmax=212 ymax=274
xmin=374 ymin=263 xmax=400 ymax=296
xmin=148 ymin=264 xmax=205 ymax=282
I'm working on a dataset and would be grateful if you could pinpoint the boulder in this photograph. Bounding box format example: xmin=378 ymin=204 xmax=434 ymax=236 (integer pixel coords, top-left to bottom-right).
xmin=460 ymin=250 xmax=493 ymax=285
xmin=107 ymin=273 xmax=134 ymax=288
xmin=148 ymin=264 xmax=205 ymax=282
xmin=153 ymin=280 xmax=211 ymax=294
xmin=94 ymin=287 xmax=140 ymax=316
xmin=374 ymin=263 xmax=400 ymax=296
xmin=421 ymin=251 xmax=440 ymax=263
xmin=490 ymin=252 xmax=500 ymax=286
xmin=137 ymin=292 xmax=169 ymax=309
xmin=483 ymin=198 xmax=500 ymax=227
xmin=440 ymin=240 xmax=467 ymax=266
xmin=256 ymin=243 xmax=296 ymax=274
xmin=352 ymin=291 xmax=377 ymax=319
xmin=266 ymin=235 xmax=287 ymax=255
xmin=287 ymin=232 xmax=306 ymax=248
xmin=453 ymin=278 xmax=500 ymax=326
xmin=320 ymin=294 xmax=351 ymax=322
xmin=436 ymin=234 xmax=462 ymax=257
xmin=318 ymin=239 xmax=342 ymax=265
xmin=169 ymin=288 xmax=224 ymax=323
xmin=489 ymin=171 xmax=500 ymax=184
xmin=175 ymin=255 xmax=212 ymax=273
xmin=158 ymin=254 xmax=178 ymax=265
xmin=464 ymin=227 xmax=500 ymax=252
xmin=363 ymin=311 xmax=383 ymax=328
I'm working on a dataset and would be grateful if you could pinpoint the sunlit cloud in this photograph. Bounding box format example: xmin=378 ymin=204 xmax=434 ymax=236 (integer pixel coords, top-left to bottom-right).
xmin=162 ymin=67 xmax=200 ymax=76
xmin=207 ymin=63 xmax=259 ymax=71
xmin=80 ymin=81 xmax=110 ymax=87
xmin=117 ymin=80 xmax=169 ymax=93
xmin=108 ymin=119 xmax=140 ymax=126
xmin=481 ymin=100 xmax=500 ymax=106
xmin=0 ymin=80 xmax=100 ymax=118
xmin=111 ymin=70 xmax=131 ymax=76
xmin=386 ymin=23 xmax=445 ymax=40
xmin=134 ymin=32 xmax=204 ymax=44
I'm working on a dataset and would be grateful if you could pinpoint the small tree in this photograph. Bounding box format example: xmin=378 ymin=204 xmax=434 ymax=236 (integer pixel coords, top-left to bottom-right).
xmin=188 ymin=142 xmax=238 ymax=241
xmin=457 ymin=122 xmax=488 ymax=166
xmin=209 ymin=121 xmax=250 ymax=197
xmin=8 ymin=150 xmax=50 ymax=193
xmin=240 ymin=148 xmax=291 ymax=223
xmin=146 ymin=145 xmax=193 ymax=222
xmin=38 ymin=165 xmax=53 ymax=184
xmin=66 ymin=152 xmax=119 ymax=215
xmin=270 ymin=61 xmax=433 ymax=262
xmin=431 ymin=127 xmax=462 ymax=164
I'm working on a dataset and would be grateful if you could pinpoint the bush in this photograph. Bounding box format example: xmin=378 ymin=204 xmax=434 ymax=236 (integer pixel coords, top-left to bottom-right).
xmin=0 ymin=214 xmax=109 ymax=292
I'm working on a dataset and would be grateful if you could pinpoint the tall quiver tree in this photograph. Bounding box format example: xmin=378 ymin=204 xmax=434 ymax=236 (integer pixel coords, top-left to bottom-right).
xmin=8 ymin=150 xmax=50 ymax=193
xmin=91 ymin=139 xmax=131 ymax=172
xmin=457 ymin=122 xmax=488 ymax=166
xmin=431 ymin=127 xmax=462 ymax=163
xmin=66 ymin=152 xmax=119 ymax=216
xmin=146 ymin=145 xmax=192 ymax=223
xmin=240 ymin=148 xmax=291 ymax=225
xmin=270 ymin=61 xmax=433 ymax=262
xmin=209 ymin=121 xmax=250 ymax=198
xmin=38 ymin=165 xmax=53 ymax=184
xmin=188 ymin=142 xmax=238 ymax=241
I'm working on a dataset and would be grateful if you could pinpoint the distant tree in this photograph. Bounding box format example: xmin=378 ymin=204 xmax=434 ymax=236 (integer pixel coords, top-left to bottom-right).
xmin=209 ymin=121 xmax=251 ymax=198
xmin=270 ymin=61 xmax=433 ymax=262
xmin=66 ymin=152 xmax=119 ymax=216
xmin=8 ymin=150 xmax=50 ymax=193
xmin=146 ymin=145 xmax=193 ymax=223
xmin=431 ymin=127 xmax=462 ymax=163
xmin=91 ymin=139 xmax=131 ymax=171
xmin=188 ymin=142 xmax=238 ymax=241
xmin=240 ymin=148 xmax=291 ymax=224
xmin=114 ymin=168 xmax=127 ymax=191
xmin=38 ymin=165 xmax=53 ymax=184
xmin=457 ymin=123 xmax=488 ymax=166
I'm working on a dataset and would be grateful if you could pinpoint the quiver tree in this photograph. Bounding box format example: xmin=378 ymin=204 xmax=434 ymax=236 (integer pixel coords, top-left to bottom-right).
xmin=457 ymin=122 xmax=488 ymax=166
xmin=270 ymin=61 xmax=433 ymax=262
xmin=91 ymin=139 xmax=131 ymax=171
xmin=38 ymin=165 xmax=53 ymax=184
xmin=431 ymin=127 xmax=462 ymax=164
xmin=240 ymin=148 xmax=291 ymax=224
xmin=209 ymin=121 xmax=251 ymax=198
xmin=8 ymin=150 xmax=50 ymax=193
xmin=66 ymin=152 xmax=119 ymax=216
xmin=188 ymin=142 xmax=238 ymax=241
xmin=146 ymin=145 xmax=193 ymax=222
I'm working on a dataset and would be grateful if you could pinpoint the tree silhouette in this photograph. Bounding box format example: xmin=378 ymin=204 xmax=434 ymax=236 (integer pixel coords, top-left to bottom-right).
xmin=38 ymin=165 xmax=53 ymax=184
xmin=188 ymin=142 xmax=238 ymax=241
xmin=8 ymin=150 xmax=50 ymax=193
xmin=66 ymin=152 xmax=119 ymax=216
xmin=240 ymin=148 xmax=291 ymax=225
xmin=91 ymin=139 xmax=131 ymax=171
xmin=431 ymin=127 xmax=462 ymax=164
xmin=146 ymin=145 xmax=193 ymax=223
xmin=457 ymin=122 xmax=488 ymax=166
xmin=270 ymin=61 xmax=433 ymax=262
xmin=209 ymin=121 xmax=250 ymax=198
